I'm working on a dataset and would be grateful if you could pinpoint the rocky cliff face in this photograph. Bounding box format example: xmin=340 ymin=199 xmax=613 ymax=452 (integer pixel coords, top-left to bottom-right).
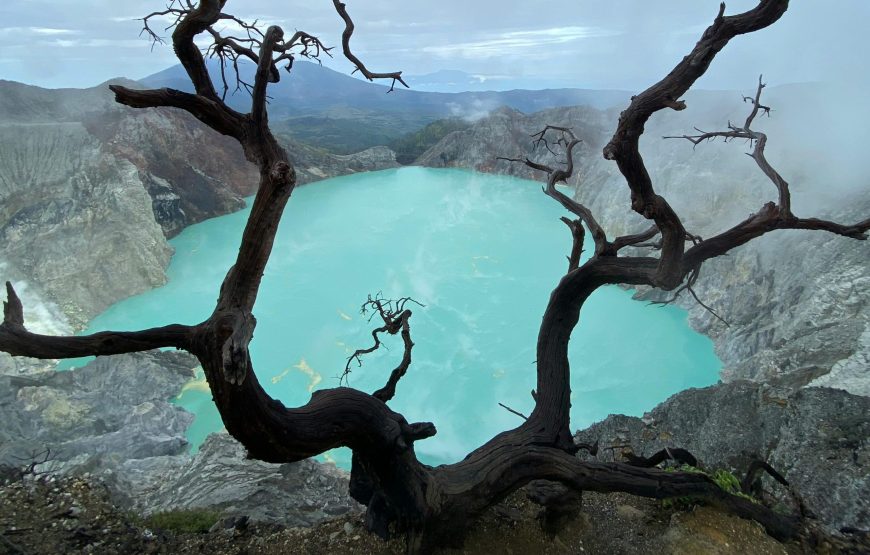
xmin=0 ymin=351 xmax=196 ymax=470
xmin=0 ymin=79 xmax=398 ymax=375
xmin=0 ymin=121 xmax=171 ymax=330
xmin=113 ymin=432 xmax=360 ymax=526
xmin=287 ymin=139 xmax=400 ymax=185
xmin=419 ymin=87 xmax=870 ymax=395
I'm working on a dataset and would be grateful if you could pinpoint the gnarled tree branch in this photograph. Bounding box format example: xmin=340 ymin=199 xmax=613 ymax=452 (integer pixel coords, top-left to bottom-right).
xmin=332 ymin=0 xmax=408 ymax=92
xmin=108 ymin=85 xmax=246 ymax=143
xmin=1 ymin=281 xmax=193 ymax=358
xmin=602 ymin=0 xmax=789 ymax=288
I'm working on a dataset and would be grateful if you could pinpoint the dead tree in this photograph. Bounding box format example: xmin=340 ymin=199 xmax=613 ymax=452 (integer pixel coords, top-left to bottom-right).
xmin=1 ymin=0 xmax=868 ymax=552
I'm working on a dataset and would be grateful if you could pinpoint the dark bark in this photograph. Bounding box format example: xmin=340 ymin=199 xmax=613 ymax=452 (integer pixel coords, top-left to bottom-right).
xmin=526 ymin=480 xmax=583 ymax=536
xmin=742 ymin=458 xmax=790 ymax=497
xmin=624 ymin=448 xmax=699 ymax=469
xmin=2 ymin=1 xmax=867 ymax=552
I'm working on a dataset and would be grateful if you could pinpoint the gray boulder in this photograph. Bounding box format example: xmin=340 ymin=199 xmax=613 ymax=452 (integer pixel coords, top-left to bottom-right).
xmin=574 ymin=381 xmax=870 ymax=534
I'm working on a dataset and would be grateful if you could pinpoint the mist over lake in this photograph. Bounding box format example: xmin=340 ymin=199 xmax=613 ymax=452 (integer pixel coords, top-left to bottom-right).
xmin=68 ymin=167 xmax=720 ymax=467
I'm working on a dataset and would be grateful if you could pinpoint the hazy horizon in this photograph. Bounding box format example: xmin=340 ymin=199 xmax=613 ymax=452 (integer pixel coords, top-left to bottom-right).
xmin=1 ymin=1 xmax=867 ymax=93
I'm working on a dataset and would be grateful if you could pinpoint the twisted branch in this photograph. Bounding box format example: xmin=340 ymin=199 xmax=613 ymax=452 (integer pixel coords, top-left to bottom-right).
xmin=332 ymin=0 xmax=408 ymax=92
xmin=342 ymin=293 xmax=424 ymax=403
xmin=500 ymin=126 xmax=662 ymax=262
xmin=667 ymin=77 xmax=870 ymax=270
xmin=1 ymin=282 xmax=193 ymax=358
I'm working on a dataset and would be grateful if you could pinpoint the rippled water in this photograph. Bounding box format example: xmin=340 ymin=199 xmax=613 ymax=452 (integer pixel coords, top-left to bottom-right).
xmin=68 ymin=168 xmax=720 ymax=467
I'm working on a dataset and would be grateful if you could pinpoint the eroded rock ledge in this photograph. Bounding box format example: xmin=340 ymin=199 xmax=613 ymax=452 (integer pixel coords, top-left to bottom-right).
xmin=0 ymin=351 xmax=360 ymax=528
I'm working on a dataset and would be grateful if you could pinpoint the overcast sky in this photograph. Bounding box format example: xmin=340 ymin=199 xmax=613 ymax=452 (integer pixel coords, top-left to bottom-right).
xmin=0 ymin=1 xmax=867 ymax=92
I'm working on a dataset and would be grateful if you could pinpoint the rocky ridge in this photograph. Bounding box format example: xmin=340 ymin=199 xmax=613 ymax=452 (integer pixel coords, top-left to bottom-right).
xmin=0 ymin=351 xmax=195 ymax=472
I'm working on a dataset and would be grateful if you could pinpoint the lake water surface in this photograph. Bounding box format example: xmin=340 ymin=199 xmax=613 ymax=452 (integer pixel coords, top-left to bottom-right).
xmin=70 ymin=168 xmax=720 ymax=467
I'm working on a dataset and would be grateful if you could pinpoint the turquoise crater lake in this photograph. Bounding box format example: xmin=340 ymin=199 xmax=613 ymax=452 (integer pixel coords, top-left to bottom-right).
xmin=70 ymin=167 xmax=720 ymax=467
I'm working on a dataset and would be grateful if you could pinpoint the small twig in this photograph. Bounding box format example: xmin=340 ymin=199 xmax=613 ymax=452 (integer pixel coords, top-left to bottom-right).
xmin=664 ymin=75 xmax=792 ymax=216
xmin=10 ymin=447 xmax=52 ymax=477
xmin=498 ymin=402 xmax=528 ymax=421
xmin=648 ymin=267 xmax=730 ymax=327
xmin=741 ymin=457 xmax=787 ymax=495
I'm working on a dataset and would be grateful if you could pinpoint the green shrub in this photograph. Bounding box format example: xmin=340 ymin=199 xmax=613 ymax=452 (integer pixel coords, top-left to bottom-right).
xmin=143 ymin=508 xmax=221 ymax=534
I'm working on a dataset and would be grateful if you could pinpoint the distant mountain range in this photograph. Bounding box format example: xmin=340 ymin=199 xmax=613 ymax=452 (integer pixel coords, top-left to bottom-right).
xmin=140 ymin=60 xmax=631 ymax=153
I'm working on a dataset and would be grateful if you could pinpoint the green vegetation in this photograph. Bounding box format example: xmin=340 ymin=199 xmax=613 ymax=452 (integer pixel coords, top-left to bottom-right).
xmin=389 ymin=117 xmax=472 ymax=164
xmin=274 ymin=110 xmax=437 ymax=155
xmin=277 ymin=115 xmax=397 ymax=154
xmin=661 ymin=466 xmax=757 ymax=510
xmin=271 ymin=112 xmax=470 ymax=160
xmin=142 ymin=508 xmax=222 ymax=534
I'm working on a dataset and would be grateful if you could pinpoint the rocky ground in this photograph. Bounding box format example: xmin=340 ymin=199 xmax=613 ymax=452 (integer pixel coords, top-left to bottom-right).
xmin=574 ymin=381 xmax=870 ymax=536
xmin=0 ymin=351 xmax=866 ymax=554
xmin=7 ymin=472 xmax=857 ymax=555
xmin=0 ymin=351 xmax=360 ymax=530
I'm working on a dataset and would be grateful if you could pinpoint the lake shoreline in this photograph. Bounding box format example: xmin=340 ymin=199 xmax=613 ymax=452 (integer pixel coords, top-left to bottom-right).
xmin=71 ymin=167 xmax=722 ymax=468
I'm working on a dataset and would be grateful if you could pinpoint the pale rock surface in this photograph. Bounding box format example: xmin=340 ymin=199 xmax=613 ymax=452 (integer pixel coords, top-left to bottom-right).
xmin=0 ymin=350 xmax=361 ymax=528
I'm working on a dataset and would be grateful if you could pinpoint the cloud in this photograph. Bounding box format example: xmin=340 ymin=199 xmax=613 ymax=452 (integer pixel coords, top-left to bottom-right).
xmin=423 ymin=26 xmax=618 ymax=59
xmin=471 ymin=74 xmax=510 ymax=83
xmin=446 ymin=98 xmax=501 ymax=121
xmin=40 ymin=38 xmax=146 ymax=49
xmin=0 ymin=27 xmax=80 ymax=36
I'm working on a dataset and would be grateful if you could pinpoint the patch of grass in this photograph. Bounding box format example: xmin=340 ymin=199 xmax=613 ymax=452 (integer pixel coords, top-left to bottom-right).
xmin=710 ymin=469 xmax=758 ymax=503
xmin=143 ymin=508 xmax=221 ymax=534
xmin=661 ymin=466 xmax=758 ymax=509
